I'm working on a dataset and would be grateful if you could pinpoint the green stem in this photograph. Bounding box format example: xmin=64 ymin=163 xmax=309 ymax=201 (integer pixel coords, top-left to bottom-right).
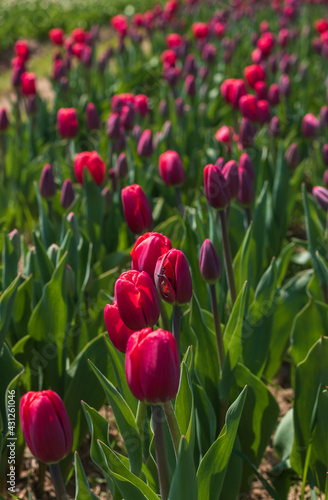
xmin=159 ymin=299 xmax=170 ymax=331
xmin=219 ymin=210 xmax=237 ymax=305
xmin=152 ymin=406 xmax=170 ymax=500
xmin=0 ymin=133 xmax=6 ymax=186
xmin=136 ymin=401 xmax=147 ymax=437
xmin=172 ymin=305 xmax=181 ymax=355
xmin=209 ymin=284 xmax=225 ymax=374
xmin=244 ymin=207 xmax=252 ymax=230
xmin=175 ymin=187 xmax=184 ymax=217
xmin=163 ymin=401 xmax=181 ymax=458
xmin=49 ymin=463 xmax=67 ymax=500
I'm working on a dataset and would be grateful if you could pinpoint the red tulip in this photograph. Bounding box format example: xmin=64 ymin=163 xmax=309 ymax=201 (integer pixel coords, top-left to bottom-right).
xmin=19 ymin=390 xmax=73 ymax=464
xmin=244 ymin=64 xmax=266 ymax=89
xmin=302 ymin=113 xmax=320 ymax=138
xmin=199 ymin=239 xmax=221 ymax=284
xmin=57 ymin=108 xmax=78 ymax=138
xmin=134 ymin=94 xmax=150 ymax=117
xmin=237 ymin=165 xmax=254 ymax=206
xmin=154 ymin=248 xmax=192 ymax=305
xmin=131 ymin=232 xmax=172 ymax=280
xmin=239 ymin=94 xmax=259 ymax=122
xmin=256 ymin=32 xmax=275 ymax=57
xmin=21 ymin=72 xmax=36 ymax=96
xmin=137 ymin=129 xmax=153 ymax=157
xmin=204 ymin=164 xmax=230 ymax=209
xmin=71 ymin=28 xmax=87 ymax=43
xmin=125 ymin=328 xmax=180 ymax=403
xmin=222 ymin=160 xmax=239 ymax=199
xmin=111 ymin=93 xmax=135 ymax=113
xmin=257 ymin=99 xmax=271 ymax=124
xmin=159 ymin=150 xmax=185 ymax=186
xmin=221 ymin=78 xmax=247 ymax=109
xmin=121 ymin=184 xmax=153 ymax=234
xmin=74 ymin=151 xmax=105 ymax=185
xmin=104 ymin=301 xmax=135 ymax=353
xmin=86 ymin=103 xmax=101 ymax=130
xmin=14 ymin=41 xmax=29 ymax=61
xmin=191 ymin=22 xmax=209 ymax=39
xmin=166 ymin=33 xmax=182 ymax=49
xmin=115 ymin=270 xmax=160 ymax=330
xmin=49 ymin=28 xmax=64 ymax=45
xmin=111 ymin=14 xmax=128 ymax=37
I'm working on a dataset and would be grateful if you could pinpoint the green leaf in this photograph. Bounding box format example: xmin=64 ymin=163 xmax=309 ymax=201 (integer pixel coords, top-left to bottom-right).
xmin=169 ymin=436 xmax=198 ymax=500
xmin=83 ymin=170 xmax=105 ymax=259
xmin=74 ymin=451 xmax=101 ymax=500
xmin=32 ymin=231 xmax=54 ymax=286
xmin=175 ymin=362 xmax=195 ymax=447
xmin=233 ymin=221 xmax=253 ymax=293
xmin=272 ymin=144 xmax=289 ymax=254
xmin=290 ymin=337 xmax=328 ymax=491
xmin=197 ymin=386 xmax=247 ymax=500
xmin=89 ymin=361 xmax=142 ymax=476
xmin=274 ymin=408 xmax=294 ymax=465
xmin=192 ymin=382 xmax=216 ymax=459
xmin=34 ymin=181 xmax=55 ymax=248
xmin=0 ymin=275 xmax=21 ymax=350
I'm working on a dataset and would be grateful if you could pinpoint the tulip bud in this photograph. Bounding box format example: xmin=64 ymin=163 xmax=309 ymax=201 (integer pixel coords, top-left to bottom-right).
xmin=0 ymin=108 xmax=9 ymax=131
xmin=155 ymin=248 xmax=192 ymax=305
xmin=204 ymin=164 xmax=230 ymax=209
xmin=104 ymin=301 xmax=135 ymax=353
xmin=322 ymin=145 xmax=328 ymax=166
xmin=107 ymin=113 xmax=121 ymax=140
xmin=60 ymin=179 xmax=75 ymax=209
xmin=125 ymin=328 xmax=180 ymax=404
xmin=137 ymin=129 xmax=153 ymax=157
xmin=199 ymin=239 xmax=221 ymax=284
xmin=202 ymin=43 xmax=217 ymax=64
xmin=199 ymin=66 xmax=209 ymax=81
xmin=239 ymin=94 xmax=258 ymax=122
xmin=21 ymin=72 xmax=36 ymax=96
xmin=302 ymin=113 xmax=320 ymax=138
xmin=121 ymin=184 xmax=153 ymax=234
xmin=115 ymin=270 xmax=160 ymax=330
xmin=320 ymin=106 xmax=328 ymax=128
xmin=237 ymin=165 xmax=254 ymax=206
xmin=132 ymin=124 xmax=142 ymax=143
xmin=47 ymin=243 xmax=59 ymax=267
xmin=269 ymin=116 xmax=280 ymax=137
xmin=74 ymin=151 xmax=105 ymax=185
xmin=39 ymin=164 xmax=56 ymax=199
xmin=120 ymin=105 xmax=135 ymax=131
xmin=323 ymin=170 xmax=328 ymax=187
xmin=159 ymin=150 xmax=185 ymax=186
xmin=255 ymin=81 xmax=268 ymax=100
xmin=19 ymin=390 xmax=73 ymax=464
xmin=244 ymin=64 xmax=266 ymax=89
xmin=175 ymin=97 xmax=184 ymax=117
xmin=239 ymin=117 xmax=257 ymax=148
xmin=268 ymin=83 xmax=280 ymax=106
xmin=115 ymin=152 xmax=128 ymax=179
xmin=222 ymin=160 xmax=239 ymax=199
xmin=279 ymin=74 xmax=291 ymax=97
xmin=184 ymin=74 xmax=196 ymax=97
xmin=86 ymin=103 xmax=101 ymax=130
xmin=131 ymin=232 xmax=172 ymax=281
xmin=257 ymin=99 xmax=271 ymax=124
xmin=159 ymin=99 xmax=169 ymax=117
xmin=163 ymin=66 xmax=180 ymax=86
xmin=239 ymin=153 xmax=255 ymax=181
xmin=184 ymin=54 xmax=197 ymax=75
xmin=57 ymin=108 xmax=78 ymax=139
xmin=285 ymin=143 xmax=300 ymax=170
xmin=312 ymin=186 xmax=328 ymax=211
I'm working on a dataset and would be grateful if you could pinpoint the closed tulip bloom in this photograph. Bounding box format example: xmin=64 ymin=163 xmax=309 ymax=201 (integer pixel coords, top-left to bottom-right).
xmin=154 ymin=248 xmax=192 ymax=305
xmin=244 ymin=64 xmax=266 ymax=89
xmin=131 ymin=232 xmax=172 ymax=280
xmin=115 ymin=152 xmax=128 ymax=179
xmin=184 ymin=74 xmax=196 ymax=97
xmin=268 ymin=83 xmax=280 ymax=106
xmin=14 ymin=40 xmax=29 ymax=61
xmin=184 ymin=54 xmax=197 ymax=75
xmin=137 ymin=129 xmax=153 ymax=157
xmin=302 ymin=113 xmax=320 ymax=138
xmin=0 ymin=108 xmax=9 ymax=131
xmin=255 ymin=81 xmax=268 ymax=100
xmin=74 ymin=151 xmax=105 ymax=185
xmin=39 ymin=164 xmax=56 ymax=199
xmin=166 ymin=33 xmax=182 ymax=49
xmin=239 ymin=94 xmax=259 ymax=122
xmin=49 ymin=28 xmax=64 ymax=45
xmin=269 ymin=116 xmax=280 ymax=137
xmin=202 ymin=43 xmax=217 ymax=64
xmin=215 ymin=125 xmax=231 ymax=147
xmin=120 ymin=105 xmax=135 ymax=131
xmin=237 ymin=165 xmax=254 ymax=206
xmin=71 ymin=27 xmax=87 ymax=43
xmin=159 ymin=150 xmax=185 ymax=186
xmin=257 ymin=32 xmax=275 ymax=57
xmin=125 ymin=328 xmax=180 ymax=403
xmin=86 ymin=103 xmax=101 ymax=130
xmin=239 ymin=153 xmax=255 ymax=182
xmin=257 ymin=99 xmax=271 ymax=124
xmin=115 ymin=270 xmax=160 ymax=330
xmin=107 ymin=113 xmax=121 ymax=140
xmin=313 ymin=186 xmax=328 ymax=211
xmin=57 ymin=108 xmax=78 ymax=138
xmin=279 ymin=74 xmax=291 ymax=97
xmin=204 ymin=164 xmax=230 ymax=209
xmin=222 ymin=160 xmax=239 ymax=199
xmin=191 ymin=22 xmax=209 ymax=39
xmin=104 ymin=301 xmax=135 ymax=352
xmin=121 ymin=184 xmax=153 ymax=234
xmin=239 ymin=117 xmax=257 ymax=148
xmin=285 ymin=143 xmax=300 ymax=170
xmin=320 ymin=106 xmax=328 ymax=127
xmin=199 ymin=239 xmax=221 ymax=284
xmin=19 ymin=390 xmax=73 ymax=464
xmin=221 ymin=78 xmax=246 ymax=108
xmin=21 ymin=72 xmax=36 ymax=96
xmin=323 ymin=145 xmax=328 ymax=166
xmin=134 ymin=94 xmax=150 ymax=117
xmin=323 ymin=170 xmax=328 ymax=187
xmin=60 ymin=179 xmax=75 ymax=209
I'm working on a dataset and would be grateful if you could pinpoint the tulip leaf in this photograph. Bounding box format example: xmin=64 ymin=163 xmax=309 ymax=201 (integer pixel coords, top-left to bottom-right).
xmin=234 ymin=362 xmax=279 ymax=491
xmin=192 ymin=382 xmax=216 ymax=459
xmin=89 ymin=361 xmax=142 ymax=476
xmin=274 ymin=408 xmax=294 ymax=465
xmin=290 ymin=336 xmax=328 ymax=491
xmin=2 ymin=230 xmax=20 ymax=290
xmin=197 ymin=386 xmax=247 ymax=500
xmin=74 ymin=451 xmax=101 ymax=500
xmin=97 ymin=440 xmax=159 ymax=500
xmin=233 ymin=221 xmax=253 ymax=293
xmin=32 ymin=231 xmax=54 ymax=286
xmin=34 ymin=181 xmax=56 ymax=249
xmin=0 ymin=275 xmax=21 ymax=350
xmin=83 ymin=170 xmax=104 ymax=259
xmin=272 ymin=144 xmax=289 ymax=254
xmin=175 ymin=362 xmax=195 ymax=447
xmin=11 ymin=275 xmax=33 ymax=343
xmin=290 ymin=298 xmax=328 ymax=366
xmin=104 ymin=336 xmax=138 ymax=414
xmin=168 ymin=436 xmax=198 ymax=500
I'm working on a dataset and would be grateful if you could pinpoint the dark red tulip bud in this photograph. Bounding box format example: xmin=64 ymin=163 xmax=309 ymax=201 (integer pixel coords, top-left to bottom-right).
xmin=320 ymin=106 xmax=328 ymax=128
xmin=154 ymin=248 xmax=193 ymax=305
xmin=115 ymin=270 xmax=160 ymax=330
xmin=19 ymin=390 xmax=73 ymax=464
xmin=199 ymin=239 xmax=221 ymax=284
xmin=239 ymin=153 xmax=255 ymax=181
xmin=121 ymin=184 xmax=153 ymax=234
xmin=255 ymin=81 xmax=268 ymax=100
xmin=115 ymin=152 xmax=128 ymax=179
xmin=322 ymin=145 xmax=328 ymax=167
xmin=159 ymin=99 xmax=169 ymax=117
xmin=237 ymin=165 xmax=254 ymax=206
xmin=202 ymin=43 xmax=217 ymax=64
xmin=0 ymin=108 xmax=9 ymax=131
xmin=49 ymin=28 xmax=64 ymax=45
xmin=21 ymin=72 xmax=36 ymax=96
xmin=60 ymin=179 xmax=75 ymax=209
xmin=279 ymin=74 xmax=291 ymax=97
xmin=104 ymin=301 xmax=135 ymax=353
xmin=184 ymin=74 xmax=196 ymax=97
xmin=239 ymin=94 xmax=258 ymax=122
xmin=269 ymin=116 xmax=280 ymax=137
xmin=86 ymin=103 xmax=101 ymax=130
xmin=222 ymin=160 xmax=239 ymax=199
xmin=175 ymin=97 xmax=184 ymax=117
xmin=313 ymin=186 xmax=328 ymax=211
xmin=244 ymin=64 xmax=266 ymax=89
xmin=257 ymin=99 xmax=271 ymax=124
xmin=125 ymin=328 xmax=180 ymax=404
xmin=285 ymin=143 xmax=300 ymax=170
xmin=39 ymin=164 xmax=56 ymax=199
xmin=159 ymin=150 xmax=185 ymax=186
xmin=184 ymin=54 xmax=197 ymax=75
xmin=163 ymin=66 xmax=180 ymax=86
xmin=302 ymin=113 xmax=320 ymax=138
xmin=268 ymin=83 xmax=280 ymax=105
xmin=204 ymin=164 xmax=230 ymax=209
xmin=323 ymin=170 xmax=328 ymax=187
xmin=14 ymin=41 xmax=29 ymax=61
xmin=137 ymin=129 xmax=153 ymax=157
xmin=134 ymin=94 xmax=150 ymax=118
xmin=132 ymin=124 xmax=142 ymax=143
xmin=107 ymin=113 xmax=121 ymax=140
xmin=120 ymin=105 xmax=135 ymax=131
xmin=239 ymin=118 xmax=257 ymax=148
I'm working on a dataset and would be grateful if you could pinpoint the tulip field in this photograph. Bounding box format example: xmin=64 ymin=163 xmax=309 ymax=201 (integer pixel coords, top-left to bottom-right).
xmin=2 ymin=0 xmax=328 ymax=498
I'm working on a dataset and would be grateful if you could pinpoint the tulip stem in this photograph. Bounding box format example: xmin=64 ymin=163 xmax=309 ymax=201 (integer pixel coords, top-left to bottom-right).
xmin=159 ymin=300 xmax=170 ymax=331
xmin=244 ymin=207 xmax=252 ymax=230
xmin=209 ymin=284 xmax=225 ymax=374
xmin=49 ymin=463 xmax=67 ymax=500
xmin=0 ymin=133 xmax=6 ymax=186
xmin=152 ymin=406 xmax=170 ymax=500
xmin=175 ymin=187 xmax=184 ymax=217
xmin=163 ymin=401 xmax=181 ymax=458
xmin=136 ymin=401 xmax=147 ymax=437
xmin=172 ymin=305 xmax=181 ymax=355
xmin=219 ymin=210 xmax=237 ymax=305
